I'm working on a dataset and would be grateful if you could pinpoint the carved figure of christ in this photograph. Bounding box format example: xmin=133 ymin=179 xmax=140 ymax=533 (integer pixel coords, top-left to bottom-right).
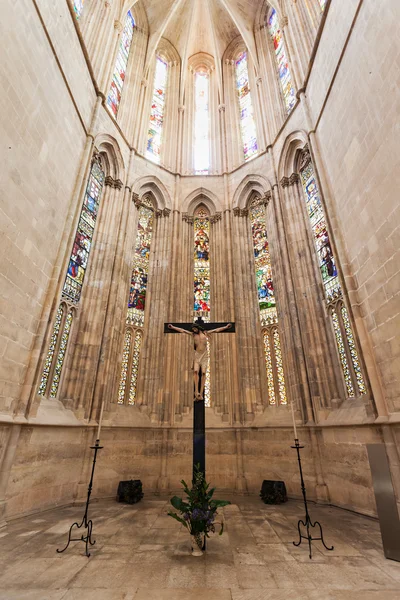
xmin=167 ymin=322 xmax=232 ymax=400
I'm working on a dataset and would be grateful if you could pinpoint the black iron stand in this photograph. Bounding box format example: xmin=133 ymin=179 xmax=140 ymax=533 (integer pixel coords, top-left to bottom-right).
xmin=292 ymin=438 xmax=333 ymax=559
xmin=57 ymin=439 xmax=103 ymax=557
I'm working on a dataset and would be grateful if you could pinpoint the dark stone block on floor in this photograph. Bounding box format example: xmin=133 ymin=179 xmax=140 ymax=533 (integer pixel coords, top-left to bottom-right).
xmin=260 ymin=480 xmax=288 ymax=504
xmin=117 ymin=479 xmax=144 ymax=504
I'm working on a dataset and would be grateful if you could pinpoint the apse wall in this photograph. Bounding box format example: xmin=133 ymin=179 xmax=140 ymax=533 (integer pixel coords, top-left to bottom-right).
xmin=1 ymin=0 xmax=400 ymax=526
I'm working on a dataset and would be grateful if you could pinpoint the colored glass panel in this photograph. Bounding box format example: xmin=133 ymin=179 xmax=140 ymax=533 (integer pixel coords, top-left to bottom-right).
xmin=341 ymin=305 xmax=367 ymax=395
xmin=128 ymin=330 xmax=142 ymax=405
xmin=319 ymin=0 xmax=327 ymax=10
xmin=249 ymin=203 xmax=277 ymax=326
xmin=50 ymin=311 xmax=73 ymax=398
xmin=194 ymin=210 xmax=211 ymax=319
xmin=106 ymin=11 xmax=135 ymax=118
xmin=126 ymin=204 xmax=154 ymax=327
xmin=268 ymin=9 xmax=296 ymax=113
xmin=62 ymin=158 xmax=105 ymax=303
xmin=38 ymin=305 xmax=64 ymax=396
xmin=118 ymin=330 xmax=132 ymax=404
xmin=263 ymin=332 xmax=276 ymax=404
xmin=235 ymin=52 xmax=258 ymax=161
xmin=146 ymin=57 xmax=168 ymax=163
xmin=73 ymin=1 xmax=84 ymax=18
xmin=332 ymin=310 xmax=355 ymax=397
xmin=273 ymin=329 xmax=287 ymax=404
xmin=300 ymin=161 xmax=341 ymax=303
xmin=194 ymin=72 xmax=210 ymax=174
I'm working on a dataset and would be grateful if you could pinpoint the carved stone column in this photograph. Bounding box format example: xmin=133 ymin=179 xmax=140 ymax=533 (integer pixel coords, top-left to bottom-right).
xmin=64 ymin=177 xmax=124 ymax=418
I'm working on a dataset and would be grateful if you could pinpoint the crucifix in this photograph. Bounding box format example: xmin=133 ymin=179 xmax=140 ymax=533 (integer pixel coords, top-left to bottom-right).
xmin=164 ymin=315 xmax=235 ymax=479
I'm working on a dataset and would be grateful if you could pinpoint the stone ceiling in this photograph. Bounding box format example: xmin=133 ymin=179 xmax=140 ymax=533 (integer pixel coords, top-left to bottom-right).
xmin=139 ymin=0 xmax=263 ymax=69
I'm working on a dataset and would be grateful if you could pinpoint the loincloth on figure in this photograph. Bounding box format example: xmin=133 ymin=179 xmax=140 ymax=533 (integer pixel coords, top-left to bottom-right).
xmin=192 ymin=349 xmax=208 ymax=373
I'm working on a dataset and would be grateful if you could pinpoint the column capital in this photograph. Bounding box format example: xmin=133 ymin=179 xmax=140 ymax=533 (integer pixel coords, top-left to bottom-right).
xmin=178 ymin=105 xmax=185 ymax=113
xmin=114 ymin=20 xmax=123 ymax=33
xmin=289 ymin=173 xmax=300 ymax=186
xmin=298 ymin=144 xmax=311 ymax=171
xmin=155 ymin=208 xmax=171 ymax=218
xmin=233 ymin=207 xmax=248 ymax=217
xmin=280 ymin=176 xmax=290 ymax=188
xmin=218 ymin=104 xmax=226 ymax=112
xmin=182 ymin=212 xmax=194 ymax=224
xmin=105 ymin=175 xmax=123 ymax=189
xmin=210 ymin=212 xmax=222 ymax=224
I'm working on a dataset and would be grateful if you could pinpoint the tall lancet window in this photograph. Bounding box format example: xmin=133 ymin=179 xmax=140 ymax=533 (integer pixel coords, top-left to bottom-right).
xmin=73 ymin=1 xmax=84 ymax=17
xmin=38 ymin=153 xmax=105 ymax=397
xmin=194 ymin=207 xmax=211 ymax=406
xmin=268 ymin=8 xmax=296 ymax=113
xmin=106 ymin=11 xmax=135 ymax=118
xmin=118 ymin=196 xmax=155 ymax=405
xmin=194 ymin=72 xmax=210 ymax=175
xmin=146 ymin=57 xmax=168 ymax=163
xmin=250 ymin=197 xmax=287 ymax=405
xmin=299 ymin=148 xmax=367 ymax=397
xmin=236 ymin=52 xmax=258 ymax=161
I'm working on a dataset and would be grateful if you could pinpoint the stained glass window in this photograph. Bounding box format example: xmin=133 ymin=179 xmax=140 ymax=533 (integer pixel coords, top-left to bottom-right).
xmin=268 ymin=9 xmax=296 ymax=113
xmin=126 ymin=203 xmax=154 ymax=328
xmin=194 ymin=72 xmax=210 ymax=175
xmin=250 ymin=203 xmax=277 ymax=327
xmin=118 ymin=330 xmax=132 ymax=404
xmin=128 ymin=330 xmax=143 ymax=405
xmin=250 ymin=199 xmax=287 ymax=404
xmin=50 ymin=310 xmax=73 ymax=398
xmin=300 ymin=161 xmax=340 ymax=304
xmin=62 ymin=156 xmax=105 ymax=303
xmin=341 ymin=305 xmax=367 ymax=395
xmin=73 ymin=1 xmax=84 ymax=18
xmin=319 ymin=0 xmax=327 ymax=10
xmin=299 ymin=151 xmax=367 ymax=397
xmin=146 ymin=57 xmax=168 ymax=163
xmin=332 ymin=309 xmax=354 ymax=397
xmin=106 ymin=11 xmax=135 ymax=118
xmin=118 ymin=198 xmax=155 ymax=405
xmin=194 ymin=209 xmax=211 ymax=319
xmin=194 ymin=208 xmax=211 ymax=407
xmin=263 ymin=332 xmax=276 ymax=404
xmin=235 ymin=52 xmax=258 ymax=161
xmin=38 ymin=306 xmax=64 ymax=396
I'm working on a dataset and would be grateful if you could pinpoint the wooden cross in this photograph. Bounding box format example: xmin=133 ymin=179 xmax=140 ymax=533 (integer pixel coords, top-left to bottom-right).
xmin=164 ymin=316 xmax=235 ymax=480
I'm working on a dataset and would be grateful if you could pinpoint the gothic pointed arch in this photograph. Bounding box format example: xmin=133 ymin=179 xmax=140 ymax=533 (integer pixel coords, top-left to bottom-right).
xmin=131 ymin=175 xmax=172 ymax=211
xmin=182 ymin=188 xmax=221 ymax=216
xmin=233 ymin=174 xmax=272 ymax=210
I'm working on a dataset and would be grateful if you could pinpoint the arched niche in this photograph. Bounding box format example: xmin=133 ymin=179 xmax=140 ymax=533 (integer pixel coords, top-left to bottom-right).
xmin=182 ymin=188 xmax=221 ymax=216
xmin=94 ymin=134 xmax=126 ymax=182
xmin=131 ymin=176 xmax=172 ymax=211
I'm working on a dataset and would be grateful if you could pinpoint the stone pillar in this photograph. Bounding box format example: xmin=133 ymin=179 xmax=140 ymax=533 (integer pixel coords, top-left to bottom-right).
xmin=223 ymin=59 xmax=242 ymax=170
xmin=218 ymin=105 xmax=228 ymax=173
xmin=232 ymin=208 xmax=263 ymax=420
xmin=279 ymin=175 xmax=341 ymax=417
xmin=162 ymin=61 xmax=180 ymax=172
xmin=64 ymin=177 xmax=124 ymax=417
xmin=91 ymin=165 xmax=136 ymax=421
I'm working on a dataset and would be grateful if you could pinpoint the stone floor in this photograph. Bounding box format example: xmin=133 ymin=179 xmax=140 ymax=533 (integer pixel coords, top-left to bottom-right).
xmin=0 ymin=495 xmax=400 ymax=599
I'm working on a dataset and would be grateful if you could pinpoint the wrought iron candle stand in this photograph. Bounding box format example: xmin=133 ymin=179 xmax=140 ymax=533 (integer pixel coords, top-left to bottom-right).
xmin=57 ymin=438 xmax=103 ymax=557
xmin=292 ymin=438 xmax=334 ymax=559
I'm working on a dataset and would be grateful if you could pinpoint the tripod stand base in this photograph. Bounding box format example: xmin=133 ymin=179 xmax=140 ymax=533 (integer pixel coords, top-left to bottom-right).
xmin=293 ymin=514 xmax=334 ymax=559
xmin=57 ymin=518 xmax=96 ymax=557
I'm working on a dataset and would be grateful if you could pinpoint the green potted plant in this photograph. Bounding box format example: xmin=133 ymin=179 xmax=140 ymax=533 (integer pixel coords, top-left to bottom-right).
xmin=168 ymin=466 xmax=231 ymax=556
